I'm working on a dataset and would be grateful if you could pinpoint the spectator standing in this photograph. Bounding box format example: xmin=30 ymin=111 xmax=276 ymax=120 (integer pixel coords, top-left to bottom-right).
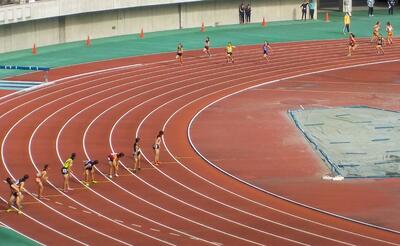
xmin=343 ymin=12 xmax=351 ymax=34
xmin=245 ymin=4 xmax=252 ymax=23
xmin=388 ymin=0 xmax=395 ymax=15
xmin=309 ymin=0 xmax=315 ymax=20
xmin=239 ymin=3 xmax=245 ymax=24
xmin=300 ymin=1 xmax=309 ymax=21
xmin=367 ymin=0 xmax=375 ymax=17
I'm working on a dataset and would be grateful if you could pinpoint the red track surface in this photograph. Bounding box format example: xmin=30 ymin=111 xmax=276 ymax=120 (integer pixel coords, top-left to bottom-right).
xmin=0 ymin=39 xmax=399 ymax=245
xmin=190 ymin=60 xmax=400 ymax=231
xmin=0 ymin=90 xmax=15 ymax=98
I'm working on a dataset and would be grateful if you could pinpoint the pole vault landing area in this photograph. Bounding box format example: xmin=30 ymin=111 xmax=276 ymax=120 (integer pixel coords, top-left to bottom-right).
xmin=289 ymin=106 xmax=400 ymax=179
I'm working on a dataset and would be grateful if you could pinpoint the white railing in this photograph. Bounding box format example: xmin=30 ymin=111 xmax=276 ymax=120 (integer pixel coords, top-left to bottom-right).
xmin=0 ymin=0 xmax=203 ymax=25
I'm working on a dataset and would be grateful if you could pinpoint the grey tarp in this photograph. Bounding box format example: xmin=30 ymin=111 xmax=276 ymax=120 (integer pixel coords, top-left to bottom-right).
xmin=289 ymin=106 xmax=400 ymax=178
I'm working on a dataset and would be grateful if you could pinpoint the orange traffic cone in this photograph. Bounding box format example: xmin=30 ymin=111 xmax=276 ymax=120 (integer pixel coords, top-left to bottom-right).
xmin=32 ymin=43 xmax=37 ymax=55
xmin=325 ymin=12 xmax=330 ymax=22
xmin=140 ymin=28 xmax=144 ymax=39
xmin=201 ymin=21 xmax=205 ymax=32
xmin=262 ymin=17 xmax=266 ymax=27
xmin=86 ymin=36 xmax=91 ymax=46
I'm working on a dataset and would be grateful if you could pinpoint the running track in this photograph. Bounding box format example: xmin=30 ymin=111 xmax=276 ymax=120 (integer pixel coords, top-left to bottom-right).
xmin=0 ymin=39 xmax=399 ymax=245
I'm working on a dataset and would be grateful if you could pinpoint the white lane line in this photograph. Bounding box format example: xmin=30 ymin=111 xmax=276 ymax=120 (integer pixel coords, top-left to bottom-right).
xmin=186 ymin=59 xmax=400 ymax=243
xmin=76 ymin=46 xmax=325 ymax=245
xmin=55 ymin=201 xmax=63 ymax=205
xmin=19 ymin=57 xmax=185 ymax=246
xmin=0 ymin=74 xmax=149 ymax=246
xmin=107 ymin=75 xmax=312 ymax=243
xmin=133 ymin=54 xmax=400 ymax=244
xmin=0 ymin=40 xmax=361 ymax=114
xmin=114 ymin=219 xmax=125 ymax=224
xmin=47 ymin=60 xmax=224 ymax=245
xmin=0 ymin=196 xmax=89 ymax=245
xmin=83 ymin=210 xmax=92 ymax=214
xmin=146 ymin=56 xmax=400 ymax=245
xmin=0 ymin=219 xmax=45 ymax=246
xmin=28 ymin=117 xmax=173 ymax=245
xmin=0 ymin=64 xmax=142 ymax=102
xmin=112 ymin=48 xmax=400 ymax=245
xmin=0 ymin=37 xmax=383 ymax=110
xmin=3 ymin=41 xmax=396 ymax=246
xmin=130 ymin=55 xmax=395 ymax=245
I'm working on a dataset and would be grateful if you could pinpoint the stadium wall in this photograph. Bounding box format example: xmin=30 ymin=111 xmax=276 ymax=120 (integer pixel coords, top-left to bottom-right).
xmin=0 ymin=0 xmax=314 ymax=53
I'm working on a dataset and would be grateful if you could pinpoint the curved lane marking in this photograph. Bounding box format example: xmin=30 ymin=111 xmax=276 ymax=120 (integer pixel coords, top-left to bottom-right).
xmin=188 ymin=59 xmax=400 ymax=239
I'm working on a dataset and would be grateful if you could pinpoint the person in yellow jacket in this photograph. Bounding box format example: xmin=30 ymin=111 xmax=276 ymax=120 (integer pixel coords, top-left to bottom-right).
xmin=343 ymin=12 xmax=351 ymax=34
xmin=225 ymin=42 xmax=236 ymax=63
xmin=62 ymin=153 xmax=76 ymax=192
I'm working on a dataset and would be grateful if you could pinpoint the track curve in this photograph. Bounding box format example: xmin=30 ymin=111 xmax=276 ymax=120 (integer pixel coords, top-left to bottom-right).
xmin=0 ymin=39 xmax=400 ymax=245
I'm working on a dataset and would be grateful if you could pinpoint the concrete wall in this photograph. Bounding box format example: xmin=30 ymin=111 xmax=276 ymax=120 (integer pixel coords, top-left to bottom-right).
xmin=0 ymin=0 xmax=203 ymax=25
xmin=64 ymin=5 xmax=179 ymax=42
xmin=181 ymin=0 xmax=315 ymax=28
xmin=0 ymin=0 xmax=314 ymax=53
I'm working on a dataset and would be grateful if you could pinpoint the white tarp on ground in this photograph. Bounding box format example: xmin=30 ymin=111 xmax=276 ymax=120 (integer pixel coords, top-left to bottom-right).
xmin=289 ymin=106 xmax=400 ymax=178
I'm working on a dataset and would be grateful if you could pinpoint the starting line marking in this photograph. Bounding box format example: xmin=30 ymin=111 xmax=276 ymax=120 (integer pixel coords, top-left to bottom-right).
xmin=150 ymin=228 xmax=160 ymax=232
xmin=55 ymin=201 xmax=63 ymax=205
xmin=131 ymin=224 xmax=142 ymax=228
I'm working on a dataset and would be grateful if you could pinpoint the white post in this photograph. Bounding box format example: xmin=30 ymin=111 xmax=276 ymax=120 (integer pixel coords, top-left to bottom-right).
xmin=44 ymin=71 xmax=48 ymax=83
xmin=343 ymin=0 xmax=352 ymax=15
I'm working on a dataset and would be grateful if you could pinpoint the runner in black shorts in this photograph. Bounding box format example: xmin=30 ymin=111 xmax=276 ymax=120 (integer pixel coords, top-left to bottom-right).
xmin=6 ymin=177 xmax=22 ymax=214
xmin=62 ymin=153 xmax=76 ymax=192
xmin=15 ymin=174 xmax=29 ymax=204
xmin=83 ymin=159 xmax=99 ymax=186
xmin=176 ymin=43 xmax=184 ymax=65
xmin=203 ymin=37 xmax=211 ymax=57
xmin=376 ymin=34 xmax=385 ymax=55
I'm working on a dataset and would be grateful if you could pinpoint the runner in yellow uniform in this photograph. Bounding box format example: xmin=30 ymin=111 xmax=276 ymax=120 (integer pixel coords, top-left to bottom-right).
xmin=62 ymin=153 xmax=75 ymax=192
xmin=226 ymin=42 xmax=236 ymax=63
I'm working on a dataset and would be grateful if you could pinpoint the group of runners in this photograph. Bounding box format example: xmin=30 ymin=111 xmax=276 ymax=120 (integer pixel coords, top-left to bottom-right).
xmin=176 ymin=19 xmax=393 ymax=65
xmin=5 ymin=130 xmax=164 ymax=214
xmin=3 ymin=14 xmax=397 ymax=215
xmin=175 ymin=37 xmax=273 ymax=65
xmin=348 ymin=21 xmax=394 ymax=56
